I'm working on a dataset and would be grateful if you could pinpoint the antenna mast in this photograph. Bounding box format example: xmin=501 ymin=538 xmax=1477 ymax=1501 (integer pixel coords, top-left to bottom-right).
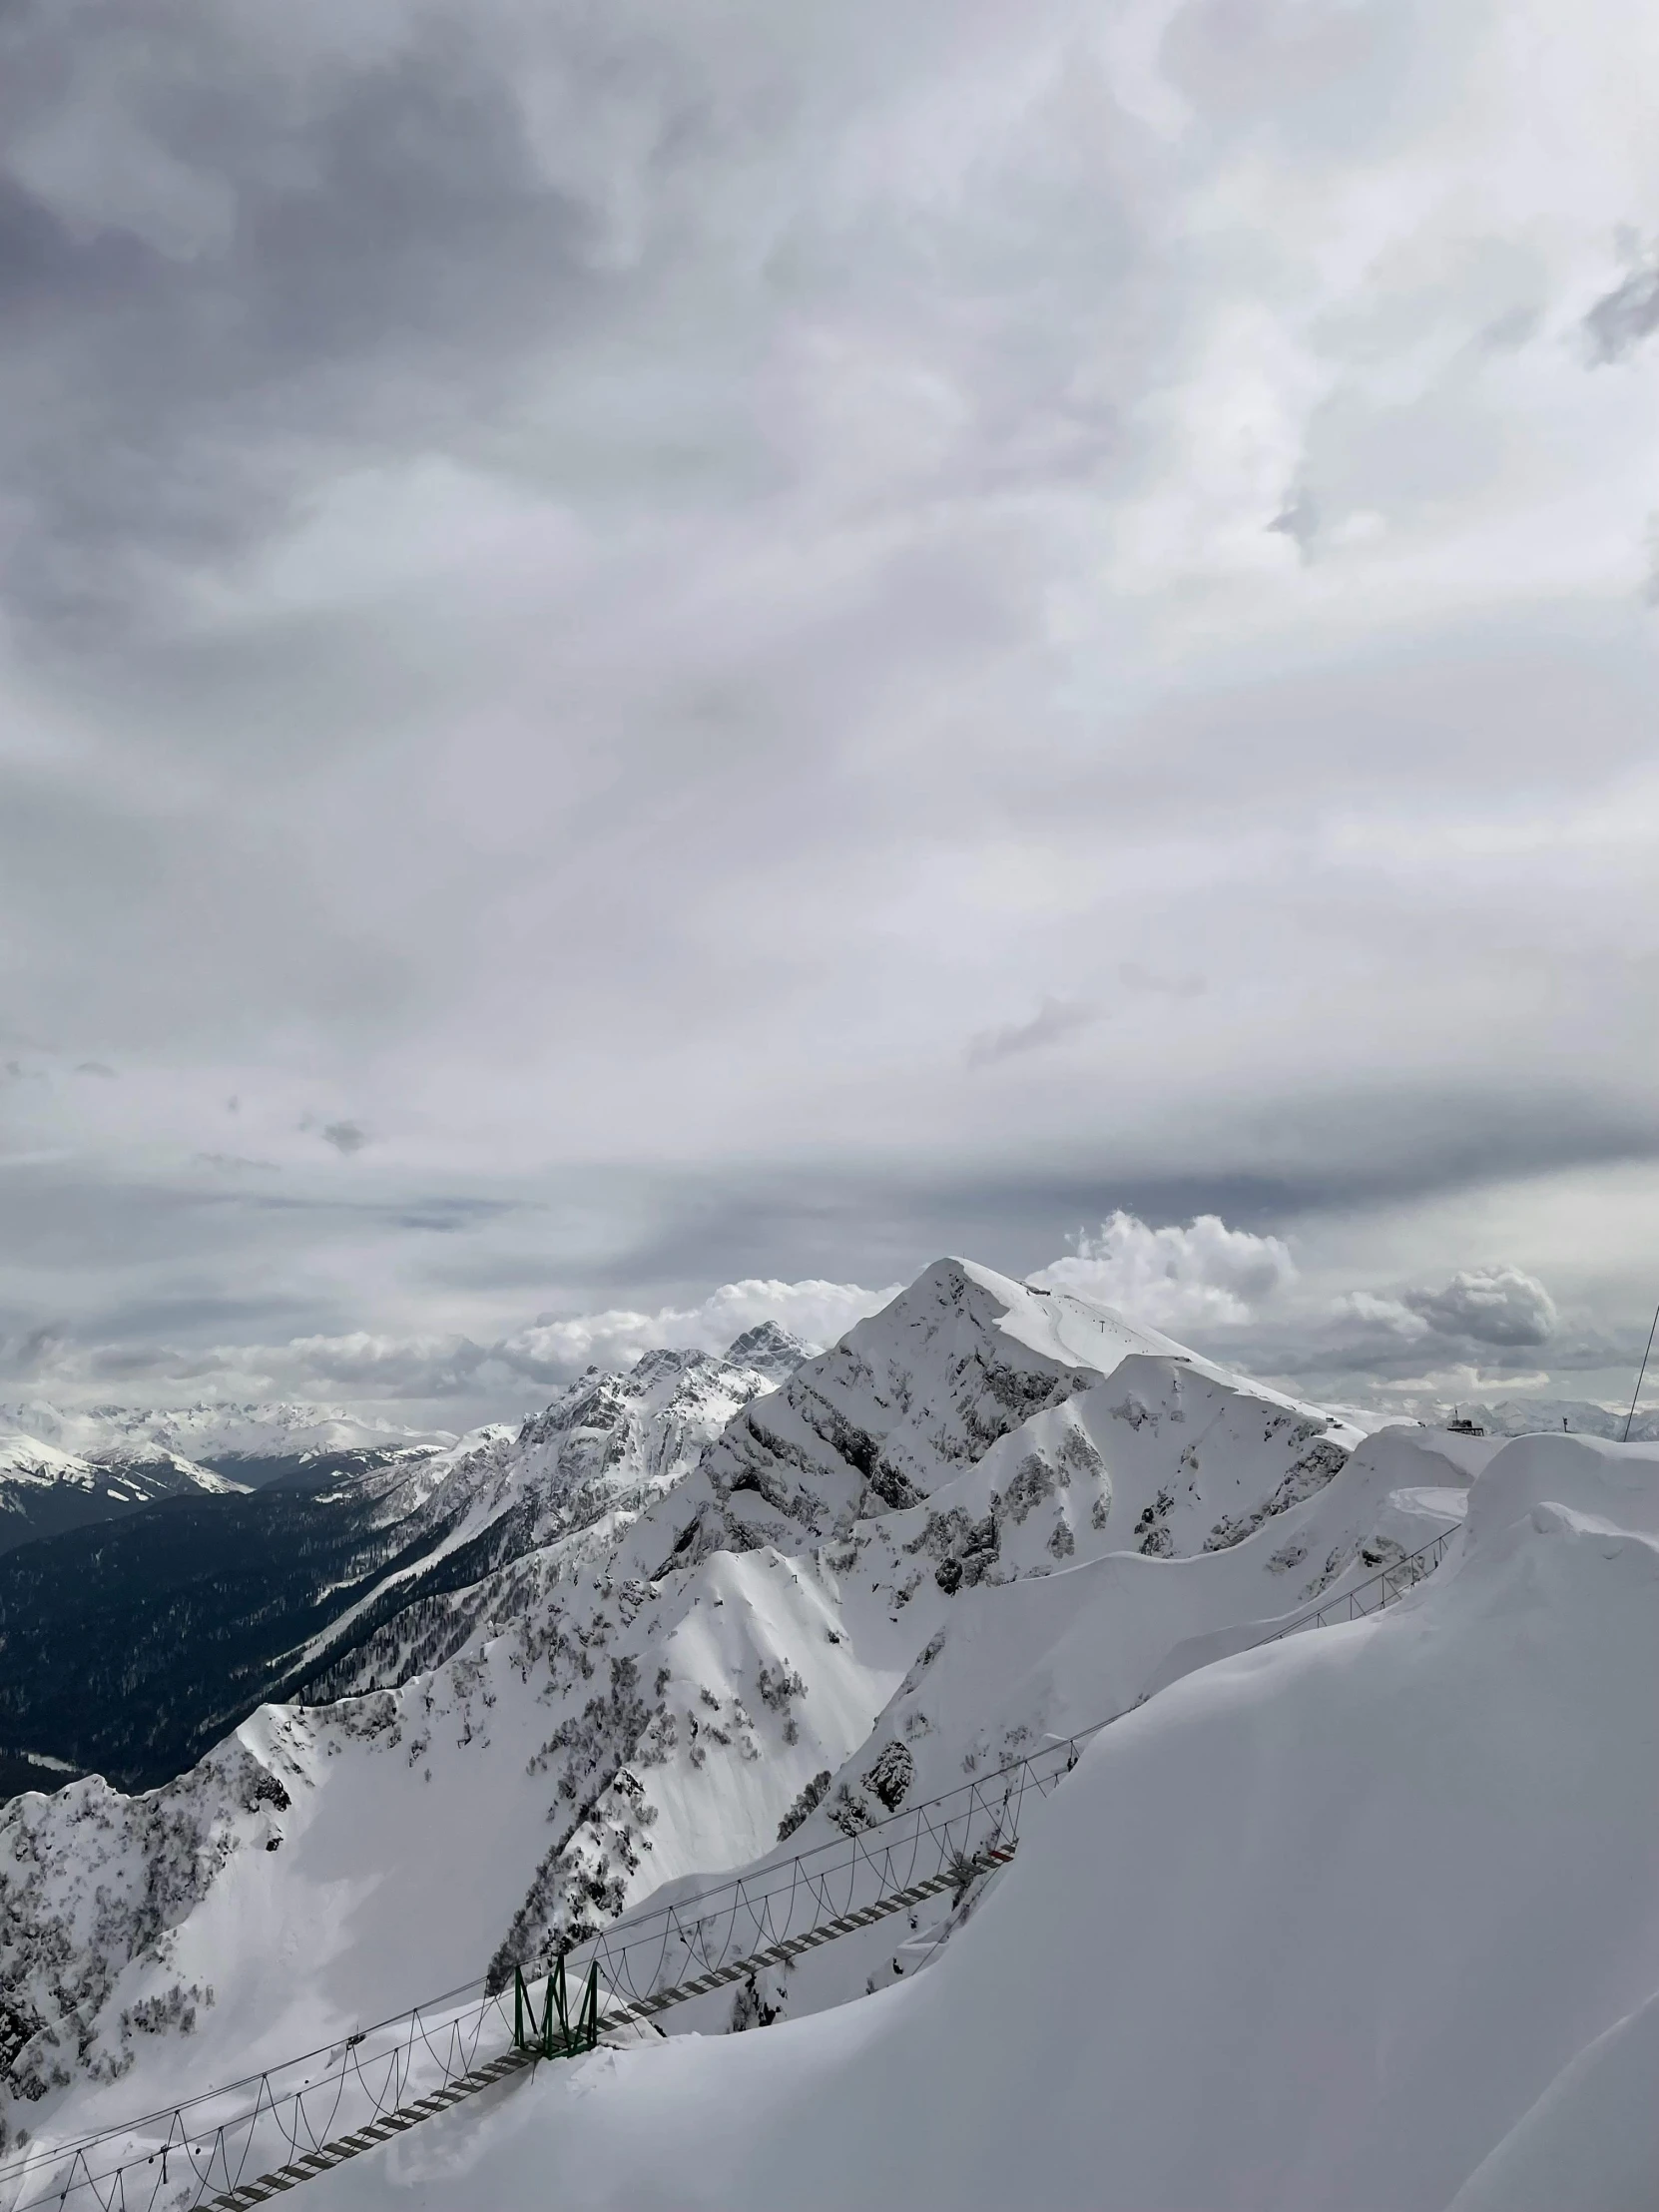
xmin=1622 ymin=1300 xmax=1659 ymax=1444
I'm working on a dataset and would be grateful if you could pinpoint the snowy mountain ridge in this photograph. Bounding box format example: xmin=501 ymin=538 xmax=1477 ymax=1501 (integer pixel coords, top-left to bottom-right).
xmin=4 ymin=1258 xmax=1645 ymax=2210
xmin=296 ymin=1338 xmax=801 ymax=1702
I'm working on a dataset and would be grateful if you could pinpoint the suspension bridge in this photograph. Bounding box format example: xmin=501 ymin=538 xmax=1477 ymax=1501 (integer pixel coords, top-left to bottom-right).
xmin=0 ymin=1527 xmax=1454 ymax=2212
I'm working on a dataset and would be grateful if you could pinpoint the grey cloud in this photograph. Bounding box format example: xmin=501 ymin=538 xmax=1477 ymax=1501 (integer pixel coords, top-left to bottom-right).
xmin=0 ymin=0 xmax=1652 ymax=1418
xmin=1243 ymin=1316 xmax=1634 ymax=1395
xmin=1478 ymin=304 xmax=1540 ymax=353
xmin=0 ymin=758 xmax=425 ymax=1056
xmin=7 ymin=1323 xmax=68 ymax=1377
xmin=967 ymin=998 xmax=1099 ymax=1071
xmin=1119 ymin=963 xmax=1206 ymax=1001
xmin=276 ymin=1334 xmax=491 ymax=1396
xmin=74 ymin=1061 xmax=117 ymax=1077
xmin=320 ymin=1121 xmax=369 ymax=1156
xmin=1015 ymin=625 xmax=1659 ymax=839
xmin=1207 ymin=1268 xmax=1650 ymax=1401
xmin=0 ymin=8 xmax=611 ymax=634
xmin=1267 ymin=485 xmax=1318 ymax=557
xmin=2 ymin=1076 xmax=1655 ymax=1360
xmin=1403 ymin=1266 xmax=1558 ymax=1349
xmin=1584 ymin=260 xmax=1659 ymax=363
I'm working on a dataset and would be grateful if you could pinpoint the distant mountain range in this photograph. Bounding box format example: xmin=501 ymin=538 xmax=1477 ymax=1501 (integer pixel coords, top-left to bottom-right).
xmin=1454 ymin=1396 xmax=1659 ymax=1441
xmin=0 ymin=1427 xmax=244 ymax=1561
xmin=2 ymin=1395 xmax=455 ymax=1479
xmin=0 ymin=1397 xmax=463 ymax=1571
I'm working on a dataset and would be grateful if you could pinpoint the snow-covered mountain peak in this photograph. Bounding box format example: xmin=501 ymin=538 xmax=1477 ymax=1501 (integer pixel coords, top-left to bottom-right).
xmin=501 ymin=1340 xmax=785 ymax=1536
xmin=722 ymin=1322 xmax=817 ymax=1381
xmin=955 ymin=1255 xmax=1189 ymax=1368
xmin=637 ymin=1256 xmax=1329 ymax=1580
xmin=291 ymin=1347 xmax=793 ymax=1705
xmin=0 ymin=1430 xmax=94 ymax=1488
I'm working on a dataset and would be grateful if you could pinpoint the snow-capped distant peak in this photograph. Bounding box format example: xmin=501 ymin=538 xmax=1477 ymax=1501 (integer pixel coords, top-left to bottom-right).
xmin=0 ymin=1431 xmax=96 ymax=1489
xmin=0 ymin=1425 xmax=247 ymax=1556
xmin=77 ymin=1438 xmax=249 ymax=1494
xmin=0 ymin=1398 xmax=454 ymax=1467
xmin=723 ymin=1322 xmax=818 ymax=1382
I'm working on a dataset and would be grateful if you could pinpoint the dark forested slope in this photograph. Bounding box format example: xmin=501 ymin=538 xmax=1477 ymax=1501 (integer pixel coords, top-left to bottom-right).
xmin=0 ymin=1480 xmax=516 ymax=1793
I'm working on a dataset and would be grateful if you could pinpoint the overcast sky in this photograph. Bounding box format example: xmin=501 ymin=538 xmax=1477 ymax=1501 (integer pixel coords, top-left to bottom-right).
xmin=2 ymin=0 xmax=1657 ymax=1428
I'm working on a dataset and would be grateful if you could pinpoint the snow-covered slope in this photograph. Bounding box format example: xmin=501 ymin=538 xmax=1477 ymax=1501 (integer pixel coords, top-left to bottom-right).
xmin=296 ymin=1431 xmax=1659 ymax=2212
xmin=0 ymin=1259 xmax=1435 ymax=2171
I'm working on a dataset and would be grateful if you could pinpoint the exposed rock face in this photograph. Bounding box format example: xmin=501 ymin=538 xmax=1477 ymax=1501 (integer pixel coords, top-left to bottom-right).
xmin=721 ymin=1324 xmax=817 ymax=1383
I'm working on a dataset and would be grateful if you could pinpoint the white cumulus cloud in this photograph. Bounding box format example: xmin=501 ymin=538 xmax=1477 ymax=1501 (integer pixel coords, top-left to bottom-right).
xmin=1404 ymin=1267 xmax=1559 ymax=1349
xmin=2 ymin=1277 xmax=901 ymax=1411
xmin=493 ymin=1277 xmax=899 ymax=1384
xmin=1330 ymin=1267 xmax=1560 ymax=1360
xmin=1033 ymin=1212 xmax=1298 ymax=1333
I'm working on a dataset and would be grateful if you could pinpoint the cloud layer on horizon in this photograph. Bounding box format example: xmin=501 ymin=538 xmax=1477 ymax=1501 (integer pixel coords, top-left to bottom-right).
xmin=3 ymin=1216 xmax=1645 ymax=1431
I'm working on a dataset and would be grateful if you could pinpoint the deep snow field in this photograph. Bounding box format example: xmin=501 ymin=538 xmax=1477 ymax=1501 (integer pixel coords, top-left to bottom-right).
xmin=2 ymin=1261 xmax=1655 ymax=2211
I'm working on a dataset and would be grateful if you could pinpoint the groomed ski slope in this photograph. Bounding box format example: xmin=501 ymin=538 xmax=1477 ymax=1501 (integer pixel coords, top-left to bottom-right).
xmin=301 ymin=1431 xmax=1659 ymax=2212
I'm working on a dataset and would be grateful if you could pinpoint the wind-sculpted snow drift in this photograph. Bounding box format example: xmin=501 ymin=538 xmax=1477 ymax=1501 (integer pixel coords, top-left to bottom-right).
xmin=5 ymin=1260 xmax=1631 ymax=2210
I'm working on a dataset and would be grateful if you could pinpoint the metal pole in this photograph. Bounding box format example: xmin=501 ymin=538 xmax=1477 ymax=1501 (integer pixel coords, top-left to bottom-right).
xmin=1622 ymin=1300 xmax=1659 ymax=1443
